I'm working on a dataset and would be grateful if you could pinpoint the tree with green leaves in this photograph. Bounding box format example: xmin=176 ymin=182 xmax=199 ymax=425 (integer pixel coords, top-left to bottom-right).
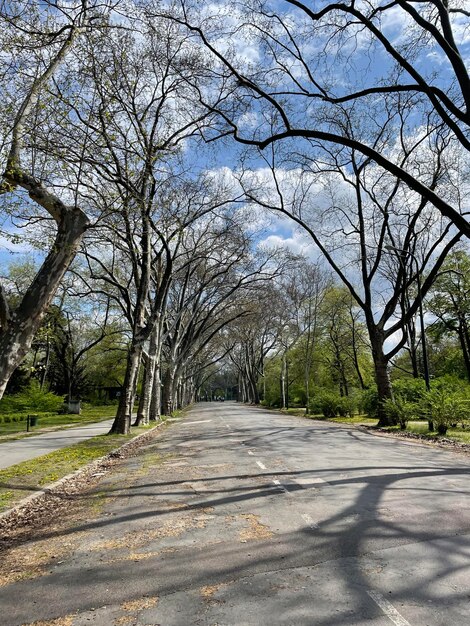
xmin=427 ymin=250 xmax=470 ymax=381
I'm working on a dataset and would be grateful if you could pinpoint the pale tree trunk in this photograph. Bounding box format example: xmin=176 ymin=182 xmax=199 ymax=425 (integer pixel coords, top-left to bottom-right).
xmin=0 ymin=210 xmax=88 ymax=398
xmin=40 ymin=336 xmax=51 ymax=390
xmin=134 ymin=324 xmax=161 ymax=426
xmin=134 ymin=355 xmax=150 ymax=426
xmin=280 ymin=351 xmax=287 ymax=409
xmin=149 ymin=361 xmax=162 ymax=420
xmin=305 ymin=372 xmax=310 ymax=415
xmin=0 ymin=24 xmax=86 ymax=399
xmin=110 ymin=341 xmax=143 ymax=434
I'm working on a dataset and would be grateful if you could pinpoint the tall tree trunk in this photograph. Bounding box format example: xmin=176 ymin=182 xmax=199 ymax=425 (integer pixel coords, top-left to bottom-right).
xmin=407 ymin=318 xmax=420 ymax=378
xmin=162 ymin=366 xmax=176 ymax=415
xmin=149 ymin=361 xmax=162 ymax=421
xmin=280 ymin=351 xmax=287 ymax=409
xmin=370 ymin=334 xmax=395 ymax=426
xmin=40 ymin=337 xmax=51 ymax=390
xmin=134 ymin=324 xmax=161 ymax=426
xmin=0 ymin=210 xmax=88 ymax=399
xmin=458 ymin=319 xmax=470 ymax=382
xmin=110 ymin=342 xmax=142 ymax=434
xmin=134 ymin=356 xmax=150 ymax=427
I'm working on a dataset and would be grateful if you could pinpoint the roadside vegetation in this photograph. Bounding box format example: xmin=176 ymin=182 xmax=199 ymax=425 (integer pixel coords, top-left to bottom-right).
xmin=0 ymin=425 xmax=156 ymax=513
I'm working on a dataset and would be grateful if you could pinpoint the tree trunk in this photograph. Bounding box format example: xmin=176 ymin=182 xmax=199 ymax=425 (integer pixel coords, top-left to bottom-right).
xmin=0 ymin=210 xmax=88 ymax=399
xmin=134 ymin=324 xmax=161 ymax=426
xmin=149 ymin=361 xmax=162 ymax=421
xmin=374 ymin=352 xmax=395 ymax=426
xmin=110 ymin=342 xmax=142 ymax=434
xmin=162 ymin=366 xmax=176 ymax=415
xmin=40 ymin=337 xmax=51 ymax=390
xmin=134 ymin=357 xmax=150 ymax=427
xmin=369 ymin=329 xmax=396 ymax=426
xmin=458 ymin=319 xmax=470 ymax=382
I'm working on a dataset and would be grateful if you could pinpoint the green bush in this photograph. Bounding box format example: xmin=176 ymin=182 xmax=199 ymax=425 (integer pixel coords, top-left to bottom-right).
xmin=362 ymin=388 xmax=379 ymax=418
xmin=392 ymin=378 xmax=426 ymax=403
xmin=0 ymin=382 xmax=63 ymax=416
xmin=308 ymin=391 xmax=356 ymax=418
xmin=336 ymin=395 xmax=356 ymax=417
xmin=383 ymin=397 xmax=419 ymax=430
xmin=422 ymin=388 xmax=470 ymax=435
xmin=307 ymin=395 xmax=324 ymax=415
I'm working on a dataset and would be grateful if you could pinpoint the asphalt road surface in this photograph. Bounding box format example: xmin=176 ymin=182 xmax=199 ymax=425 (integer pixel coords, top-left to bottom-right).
xmin=0 ymin=419 xmax=115 ymax=469
xmin=0 ymin=402 xmax=469 ymax=626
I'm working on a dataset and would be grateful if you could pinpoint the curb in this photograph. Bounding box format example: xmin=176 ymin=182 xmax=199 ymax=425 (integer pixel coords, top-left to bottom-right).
xmin=0 ymin=421 xmax=165 ymax=525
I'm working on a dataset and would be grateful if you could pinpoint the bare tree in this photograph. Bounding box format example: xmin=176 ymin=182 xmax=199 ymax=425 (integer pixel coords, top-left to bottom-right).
xmin=159 ymin=0 xmax=470 ymax=237
xmin=0 ymin=2 xmax=103 ymax=397
xmin=161 ymin=218 xmax=278 ymax=413
xmin=241 ymin=127 xmax=464 ymax=423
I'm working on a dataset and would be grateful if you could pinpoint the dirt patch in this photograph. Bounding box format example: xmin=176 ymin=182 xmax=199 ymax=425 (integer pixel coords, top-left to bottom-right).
xmin=239 ymin=514 xmax=274 ymax=541
xmin=0 ymin=531 xmax=86 ymax=587
xmin=121 ymin=596 xmax=159 ymax=612
xmin=114 ymin=617 xmax=134 ymax=626
xmin=22 ymin=616 xmax=74 ymax=626
xmin=201 ymin=584 xmax=221 ymax=599
xmin=90 ymin=513 xmax=209 ymax=552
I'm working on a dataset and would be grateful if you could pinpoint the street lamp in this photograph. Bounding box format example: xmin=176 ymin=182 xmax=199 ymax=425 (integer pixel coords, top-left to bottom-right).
xmin=385 ymin=245 xmax=431 ymax=391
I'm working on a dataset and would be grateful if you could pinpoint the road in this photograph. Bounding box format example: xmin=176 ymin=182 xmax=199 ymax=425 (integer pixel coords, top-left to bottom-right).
xmin=0 ymin=402 xmax=469 ymax=625
xmin=0 ymin=419 xmax=114 ymax=469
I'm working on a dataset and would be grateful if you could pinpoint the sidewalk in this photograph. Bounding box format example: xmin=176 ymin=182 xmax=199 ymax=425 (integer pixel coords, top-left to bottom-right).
xmin=0 ymin=419 xmax=115 ymax=470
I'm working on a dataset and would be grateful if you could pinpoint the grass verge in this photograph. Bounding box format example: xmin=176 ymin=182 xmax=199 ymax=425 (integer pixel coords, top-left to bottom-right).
xmin=0 ymin=425 xmax=153 ymax=513
xmin=0 ymin=405 xmax=123 ymax=442
xmin=382 ymin=421 xmax=470 ymax=444
xmin=279 ymin=407 xmax=469 ymax=445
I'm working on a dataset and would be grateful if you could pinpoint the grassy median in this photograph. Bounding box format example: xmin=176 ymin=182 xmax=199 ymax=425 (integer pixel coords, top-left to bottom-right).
xmin=0 ymin=425 xmax=154 ymax=513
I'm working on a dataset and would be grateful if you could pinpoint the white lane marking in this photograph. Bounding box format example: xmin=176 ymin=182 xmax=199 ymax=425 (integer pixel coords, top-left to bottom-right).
xmin=247 ymin=450 xmax=255 ymax=456
xmin=256 ymin=461 xmax=267 ymax=470
xmin=301 ymin=513 xmax=319 ymax=530
xmin=367 ymin=590 xmax=411 ymax=626
xmin=186 ymin=420 xmax=212 ymax=424
xmin=272 ymin=479 xmax=291 ymax=496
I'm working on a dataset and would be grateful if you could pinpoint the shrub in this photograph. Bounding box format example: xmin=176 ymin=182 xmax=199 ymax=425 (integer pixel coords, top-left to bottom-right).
xmin=392 ymin=378 xmax=426 ymax=403
xmin=383 ymin=397 xmax=419 ymax=430
xmin=0 ymin=382 xmax=63 ymax=415
xmin=336 ymin=395 xmax=356 ymax=417
xmin=422 ymin=388 xmax=470 ymax=435
xmin=362 ymin=388 xmax=379 ymax=418
xmin=307 ymin=395 xmax=324 ymax=416
xmin=308 ymin=391 xmax=356 ymax=418
xmin=319 ymin=392 xmax=339 ymax=418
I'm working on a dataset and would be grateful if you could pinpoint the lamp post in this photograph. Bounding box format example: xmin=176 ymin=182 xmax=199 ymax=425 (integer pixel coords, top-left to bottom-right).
xmin=385 ymin=245 xmax=431 ymax=391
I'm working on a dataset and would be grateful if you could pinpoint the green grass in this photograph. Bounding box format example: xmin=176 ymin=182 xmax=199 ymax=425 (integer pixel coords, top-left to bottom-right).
xmin=326 ymin=415 xmax=378 ymax=425
xmin=0 ymin=425 xmax=153 ymax=513
xmin=279 ymin=407 xmax=308 ymax=417
xmin=0 ymin=405 xmax=121 ymax=441
xmin=383 ymin=420 xmax=470 ymax=444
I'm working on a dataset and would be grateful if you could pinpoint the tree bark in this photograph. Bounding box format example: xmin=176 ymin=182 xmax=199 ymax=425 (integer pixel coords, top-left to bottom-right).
xmin=110 ymin=341 xmax=143 ymax=434
xmin=149 ymin=361 xmax=162 ymax=421
xmin=0 ymin=210 xmax=88 ymax=398
xmin=370 ymin=339 xmax=395 ymax=426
